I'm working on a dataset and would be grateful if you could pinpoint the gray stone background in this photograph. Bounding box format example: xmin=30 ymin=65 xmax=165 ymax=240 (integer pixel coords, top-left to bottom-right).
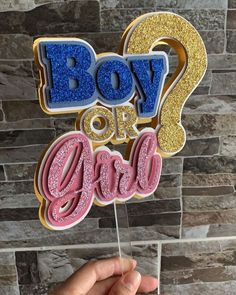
xmin=0 ymin=0 xmax=236 ymax=294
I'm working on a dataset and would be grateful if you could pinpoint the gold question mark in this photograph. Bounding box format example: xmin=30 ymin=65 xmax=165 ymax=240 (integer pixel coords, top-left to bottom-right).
xmin=120 ymin=12 xmax=207 ymax=157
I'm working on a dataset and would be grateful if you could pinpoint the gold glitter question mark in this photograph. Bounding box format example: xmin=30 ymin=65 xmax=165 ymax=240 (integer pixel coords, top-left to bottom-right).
xmin=120 ymin=12 xmax=207 ymax=157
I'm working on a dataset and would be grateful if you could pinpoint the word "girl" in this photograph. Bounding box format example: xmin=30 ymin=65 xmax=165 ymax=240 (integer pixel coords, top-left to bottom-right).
xmin=36 ymin=131 xmax=162 ymax=230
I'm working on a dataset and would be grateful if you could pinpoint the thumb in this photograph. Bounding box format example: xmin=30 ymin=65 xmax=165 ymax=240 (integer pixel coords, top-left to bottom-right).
xmin=109 ymin=271 xmax=141 ymax=295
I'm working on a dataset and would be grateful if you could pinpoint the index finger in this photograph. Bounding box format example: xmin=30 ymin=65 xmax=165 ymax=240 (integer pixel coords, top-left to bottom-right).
xmin=53 ymin=256 xmax=136 ymax=295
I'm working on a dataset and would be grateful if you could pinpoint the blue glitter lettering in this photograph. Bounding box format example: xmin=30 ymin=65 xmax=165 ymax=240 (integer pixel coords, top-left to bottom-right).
xmin=39 ymin=41 xmax=96 ymax=109
xmin=96 ymin=56 xmax=135 ymax=105
xmin=128 ymin=54 xmax=168 ymax=117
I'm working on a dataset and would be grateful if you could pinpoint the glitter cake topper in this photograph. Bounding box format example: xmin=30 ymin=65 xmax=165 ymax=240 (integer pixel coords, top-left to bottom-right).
xmin=34 ymin=12 xmax=207 ymax=230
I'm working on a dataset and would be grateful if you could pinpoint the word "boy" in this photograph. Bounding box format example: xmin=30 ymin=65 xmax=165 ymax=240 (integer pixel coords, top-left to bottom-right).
xmin=37 ymin=39 xmax=168 ymax=118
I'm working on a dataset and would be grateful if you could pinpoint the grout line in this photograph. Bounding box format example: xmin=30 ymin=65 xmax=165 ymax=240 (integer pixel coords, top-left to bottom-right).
xmin=179 ymin=158 xmax=184 ymax=239
xmin=224 ymin=2 xmax=228 ymax=54
xmin=157 ymin=242 xmax=162 ymax=295
xmin=2 ymin=165 xmax=8 ymax=182
xmin=3 ymin=235 xmax=236 ymax=253
xmin=13 ymin=251 xmax=20 ymax=290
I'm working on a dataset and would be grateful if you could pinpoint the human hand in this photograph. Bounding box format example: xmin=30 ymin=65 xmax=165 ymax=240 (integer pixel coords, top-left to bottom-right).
xmin=50 ymin=256 xmax=158 ymax=295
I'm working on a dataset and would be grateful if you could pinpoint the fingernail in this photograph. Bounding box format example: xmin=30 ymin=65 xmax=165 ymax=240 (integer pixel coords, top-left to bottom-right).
xmin=123 ymin=271 xmax=141 ymax=291
xmin=120 ymin=258 xmax=136 ymax=272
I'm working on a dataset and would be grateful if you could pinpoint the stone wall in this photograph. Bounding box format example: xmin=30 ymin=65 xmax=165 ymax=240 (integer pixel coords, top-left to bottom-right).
xmin=0 ymin=0 xmax=236 ymax=294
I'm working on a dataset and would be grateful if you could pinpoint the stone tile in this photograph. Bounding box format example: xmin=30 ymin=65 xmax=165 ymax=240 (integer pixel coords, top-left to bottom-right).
xmin=0 ymin=194 xmax=39 ymax=209
xmin=208 ymin=54 xmax=236 ymax=70
xmin=0 ymin=129 xmax=55 ymax=148
xmin=131 ymin=225 xmax=180 ymax=240
xmin=106 ymin=143 xmax=127 ymax=155
xmin=178 ymin=137 xmax=219 ymax=157
xmin=183 ymin=194 xmax=236 ymax=212
xmin=101 ymin=0 xmax=156 ymax=8
xmin=200 ymin=30 xmax=225 ymax=54
xmin=227 ymin=30 xmax=236 ymax=53
xmin=0 ymin=181 xmax=34 ymax=196
xmin=182 ymin=210 xmax=236 ymax=227
xmin=0 ymin=286 xmax=20 ymax=295
xmin=154 ymin=186 xmax=181 ymax=200
xmin=16 ymin=252 xmax=40 ymax=284
xmin=182 ymin=113 xmax=236 ymax=138
xmin=183 ymin=224 xmax=236 ymax=239
xmin=175 ymin=9 xmax=225 ymax=31
xmin=4 ymin=163 xmax=37 ymax=180
xmin=0 ymin=0 xmax=37 ymax=11
xmin=183 ymin=156 xmax=236 ymax=174
xmin=0 ymin=144 xmax=46 ymax=164
xmin=161 ymin=281 xmax=236 ymax=295
xmin=0 ymin=219 xmax=101 ymax=248
xmin=192 ymin=85 xmax=209 ymax=96
xmin=127 ymin=200 xmax=181 ymax=215
xmin=161 ymin=252 xmax=236 ymax=272
xmin=208 ymin=224 xmax=236 ymax=237
xmin=80 ymin=31 xmax=121 ymax=54
xmin=182 ymin=186 xmax=234 ymax=196
xmin=211 ymin=71 xmax=236 ymax=95
xmin=155 ymin=0 xmax=227 ymax=9
xmin=229 ymin=0 xmax=236 ymax=8
xmin=0 ymin=61 xmax=36 ymax=102
xmin=37 ymin=250 xmax=76 ymax=284
xmin=0 ymin=1 xmax=100 ymax=35
xmin=0 ymin=34 xmax=33 ymax=59
xmin=0 ymin=165 xmax=5 ymax=181
xmin=34 ymin=0 xmax=64 ymax=4
xmin=0 ymin=252 xmax=19 ymax=294
xmin=0 ymin=119 xmax=53 ymax=131
xmin=162 ymin=240 xmax=221 ymax=256
xmin=0 ymin=252 xmax=17 ymax=283
xmin=53 ymin=117 xmax=77 ymax=135
xmin=161 ymin=244 xmax=236 ymax=270
xmin=2 ymin=101 xmax=47 ymax=121
xmin=89 ymin=199 xmax=181 ymax=218
xmin=127 ymin=194 xmax=154 ymax=204
xmin=0 ymin=108 xmax=3 ymax=122
xmin=227 ymin=10 xmax=236 ymax=30
xmin=0 ymin=252 xmax=15 ymax=265
xmin=154 ymin=174 xmax=181 ymax=200
xmin=101 ymin=8 xmax=153 ymax=31
xmin=198 ymin=70 xmax=212 ymax=87
xmin=19 ymin=284 xmax=54 ymax=295
xmin=99 ymin=212 xmax=181 ymax=227
xmin=0 ymin=208 xmax=38 ymax=221
xmin=219 ymin=239 xmax=236 ymax=251
xmin=181 ymin=225 xmax=210 ymax=238
xmin=162 ymin=266 xmax=236 ymax=285
xmin=182 ymin=173 xmax=236 ymax=187
xmin=101 ymin=8 xmax=225 ymax=31
xmin=162 ymin=158 xmax=182 ymax=174
xmin=183 ymin=95 xmax=236 ymax=114
xmin=161 ymin=239 xmax=236 ymax=294
xmin=159 ymin=174 xmax=181 ymax=187
xmin=221 ymin=135 xmax=236 ymax=156
xmin=35 ymin=31 xmax=122 ymax=56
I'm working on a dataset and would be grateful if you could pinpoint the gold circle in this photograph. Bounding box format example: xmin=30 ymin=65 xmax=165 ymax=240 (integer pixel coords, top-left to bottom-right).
xmin=81 ymin=106 xmax=115 ymax=142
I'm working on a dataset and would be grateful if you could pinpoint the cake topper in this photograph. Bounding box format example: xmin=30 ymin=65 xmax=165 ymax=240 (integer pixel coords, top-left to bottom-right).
xmin=33 ymin=12 xmax=207 ymax=230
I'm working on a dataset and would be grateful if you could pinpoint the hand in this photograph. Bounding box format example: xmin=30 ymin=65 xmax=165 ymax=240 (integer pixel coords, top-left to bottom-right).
xmin=50 ymin=256 xmax=158 ymax=295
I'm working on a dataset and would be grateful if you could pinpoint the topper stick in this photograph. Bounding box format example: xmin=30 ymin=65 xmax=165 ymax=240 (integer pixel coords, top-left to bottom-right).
xmin=114 ymin=201 xmax=133 ymax=268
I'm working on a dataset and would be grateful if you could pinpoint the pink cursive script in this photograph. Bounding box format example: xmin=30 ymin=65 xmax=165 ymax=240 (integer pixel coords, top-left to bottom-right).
xmin=36 ymin=131 xmax=162 ymax=230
